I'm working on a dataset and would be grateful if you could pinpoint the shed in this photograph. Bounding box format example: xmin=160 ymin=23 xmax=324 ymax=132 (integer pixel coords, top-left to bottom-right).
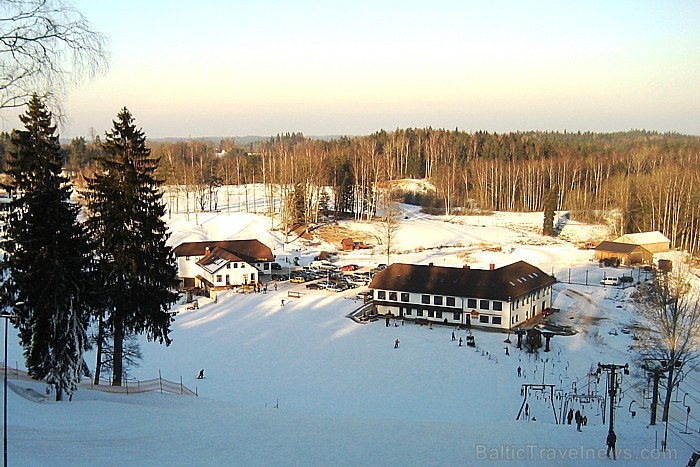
xmin=594 ymin=241 xmax=653 ymax=266
xmin=341 ymin=238 xmax=354 ymax=251
xmin=614 ymin=231 xmax=670 ymax=254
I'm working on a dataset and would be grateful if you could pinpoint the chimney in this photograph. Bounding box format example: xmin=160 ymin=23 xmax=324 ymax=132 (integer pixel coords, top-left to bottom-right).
xmin=463 ymin=265 xmax=470 ymax=269
xmin=428 ymin=262 xmax=434 ymax=267
xmin=489 ymin=263 xmax=495 ymax=270
xmin=205 ymin=246 xmax=211 ymax=255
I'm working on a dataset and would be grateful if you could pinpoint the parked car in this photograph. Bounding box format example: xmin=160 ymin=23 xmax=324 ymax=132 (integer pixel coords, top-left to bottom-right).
xmin=271 ymin=262 xmax=282 ymax=270
xmin=340 ymin=264 xmax=359 ymax=271
xmin=600 ymin=277 xmax=620 ymax=286
xmin=270 ymin=274 xmax=289 ymax=281
xmin=290 ymin=276 xmax=306 ymax=283
xmin=306 ymin=282 xmax=326 ymax=290
xmin=325 ymin=284 xmax=343 ymax=292
xmin=542 ymin=307 xmax=559 ymax=317
xmin=620 ymin=275 xmax=634 ymax=283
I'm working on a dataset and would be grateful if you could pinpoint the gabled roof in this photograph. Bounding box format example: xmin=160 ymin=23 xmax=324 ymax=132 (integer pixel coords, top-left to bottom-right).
xmin=594 ymin=241 xmax=650 ymax=254
xmin=196 ymin=247 xmax=246 ymax=274
xmin=173 ymin=240 xmax=274 ymax=263
xmin=615 ymin=231 xmax=670 ymax=245
xmin=369 ymin=261 xmax=555 ymax=301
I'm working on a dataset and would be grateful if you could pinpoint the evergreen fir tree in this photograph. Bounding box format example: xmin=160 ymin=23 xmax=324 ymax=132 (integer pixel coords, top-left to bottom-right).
xmin=0 ymin=94 xmax=92 ymax=401
xmin=83 ymin=107 xmax=178 ymax=386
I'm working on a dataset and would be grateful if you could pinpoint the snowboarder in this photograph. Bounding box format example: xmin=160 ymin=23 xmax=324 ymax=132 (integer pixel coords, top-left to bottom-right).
xmin=394 ymin=339 xmax=400 ymax=349
xmin=458 ymin=337 xmax=463 ymax=346
xmin=451 ymin=331 xmax=456 ymax=341
xmin=567 ymin=408 xmax=574 ymax=425
xmin=575 ymin=410 xmax=582 ymax=431
xmin=281 ymin=299 xmax=285 ymax=307
xmin=606 ymin=430 xmax=617 ymax=459
xmin=517 ymin=366 xmax=522 ymax=377
xmin=197 ymin=369 xmax=205 ymax=379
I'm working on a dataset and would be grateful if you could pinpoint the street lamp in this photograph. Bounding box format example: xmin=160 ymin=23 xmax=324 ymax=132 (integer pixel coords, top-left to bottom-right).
xmin=2 ymin=301 xmax=23 ymax=467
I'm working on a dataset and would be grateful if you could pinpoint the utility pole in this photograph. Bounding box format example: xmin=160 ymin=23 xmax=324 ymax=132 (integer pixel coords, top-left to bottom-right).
xmin=597 ymin=363 xmax=629 ymax=435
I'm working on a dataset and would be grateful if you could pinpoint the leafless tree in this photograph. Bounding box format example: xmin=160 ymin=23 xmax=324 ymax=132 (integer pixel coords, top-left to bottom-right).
xmin=633 ymin=261 xmax=700 ymax=425
xmin=0 ymin=0 xmax=109 ymax=112
xmin=377 ymin=191 xmax=401 ymax=265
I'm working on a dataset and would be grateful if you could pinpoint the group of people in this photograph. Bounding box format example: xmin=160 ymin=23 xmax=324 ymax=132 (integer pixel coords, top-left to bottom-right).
xmin=566 ymin=408 xmax=588 ymax=431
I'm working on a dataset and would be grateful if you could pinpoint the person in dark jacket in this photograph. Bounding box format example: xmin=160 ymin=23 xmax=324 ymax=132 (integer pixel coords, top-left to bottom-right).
xmin=606 ymin=430 xmax=617 ymax=459
xmin=575 ymin=410 xmax=582 ymax=431
xmin=567 ymin=408 xmax=574 ymax=425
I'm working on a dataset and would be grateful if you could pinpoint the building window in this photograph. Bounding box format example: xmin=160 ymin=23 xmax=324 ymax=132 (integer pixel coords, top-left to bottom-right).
xmin=405 ymin=308 xmax=412 ymax=316
xmin=446 ymin=297 xmax=456 ymax=307
xmin=186 ymin=256 xmax=190 ymax=261
xmin=428 ymin=310 xmax=435 ymax=318
xmin=479 ymin=315 xmax=489 ymax=324
xmin=467 ymin=298 xmax=477 ymax=308
xmin=421 ymin=295 xmax=430 ymax=304
xmin=492 ymin=317 xmax=502 ymax=325
xmin=263 ymin=263 xmax=269 ymax=270
xmin=435 ymin=311 xmax=442 ymax=319
xmin=226 ymin=263 xmax=231 ymax=269
xmin=216 ymin=275 xmax=222 ymax=283
xmin=377 ymin=291 xmax=386 ymax=300
xmin=400 ymin=292 xmax=409 ymax=302
xmin=389 ymin=292 xmax=397 ymax=301
xmin=434 ymin=296 xmax=443 ymax=306
xmin=480 ymin=300 xmax=489 ymax=310
xmin=250 ymin=273 xmax=256 ymax=283
xmin=417 ymin=309 xmax=424 ymax=317
xmin=234 ymin=263 xmax=239 ymax=268
xmin=453 ymin=312 xmax=461 ymax=321
xmin=493 ymin=302 xmax=502 ymax=311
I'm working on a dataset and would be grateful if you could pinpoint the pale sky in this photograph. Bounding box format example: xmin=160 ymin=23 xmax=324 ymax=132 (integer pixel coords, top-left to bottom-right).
xmin=6 ymin=0 xmax=700 ymax=139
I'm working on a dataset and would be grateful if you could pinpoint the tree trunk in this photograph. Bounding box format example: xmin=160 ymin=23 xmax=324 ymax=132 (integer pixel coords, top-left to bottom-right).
xmin=662 ymin=361 xmax=675 ymax=423
xmin=93 ymin=312 xmax=104 ymax=385
xmin=111 ymin=318 xmax=124 ymax=386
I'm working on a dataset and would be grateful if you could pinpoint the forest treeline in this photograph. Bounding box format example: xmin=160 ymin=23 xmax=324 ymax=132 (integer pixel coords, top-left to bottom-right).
xmin=2 ymin=128 xmax=699 ymax=256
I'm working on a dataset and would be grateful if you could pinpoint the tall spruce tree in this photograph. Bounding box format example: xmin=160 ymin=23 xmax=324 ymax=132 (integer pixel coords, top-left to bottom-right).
xmin=83 ymin=107 xmax=177 ymax=386
xmin=0 ymin=95 xmax=92 ymax=401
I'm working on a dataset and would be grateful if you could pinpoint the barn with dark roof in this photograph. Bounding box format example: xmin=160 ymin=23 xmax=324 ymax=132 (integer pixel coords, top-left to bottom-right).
xmin=368 ymin=261 xmax=556 ymax=329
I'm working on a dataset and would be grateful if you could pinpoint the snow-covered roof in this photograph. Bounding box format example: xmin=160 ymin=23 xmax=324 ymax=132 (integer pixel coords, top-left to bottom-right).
xmin=615 ymin=231 xmax=670 ymax=245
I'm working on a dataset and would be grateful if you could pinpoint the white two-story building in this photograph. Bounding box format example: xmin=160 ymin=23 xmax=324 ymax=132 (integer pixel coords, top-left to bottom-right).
xmin=369 ymin=261 xmax=556 ymax=330
xmin=173 ymin=239 xmax=275 ymax=291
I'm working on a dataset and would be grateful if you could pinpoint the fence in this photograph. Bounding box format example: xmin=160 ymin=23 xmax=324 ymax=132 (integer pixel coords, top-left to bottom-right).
xmin=1 ymin=362 xmax=197 ymax=397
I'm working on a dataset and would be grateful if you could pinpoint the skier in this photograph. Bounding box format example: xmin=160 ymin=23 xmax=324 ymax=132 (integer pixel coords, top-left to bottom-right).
xmin=281 ymin=299 xmax=285 ymax=307
xmin=394 ymin=339 xmax=400 ymax=349
xmin=525 ymin=403 xmax=529 ymax=420
xmin=274 ymin=283 xmax=278 ymax=291
xmin=452 ymin=331 xmax=456 ymax=341
xmin=505 ymin=347 xmax=510 ymax=356
xmin=606 ymin=430 xmax=617 ymax=459
xmin=197 ymin=369 xmax=205 ymax=379
xmin=567 ymin=408 xmax=574 ymax=425
xmin=458 ymin=337 xmax=463 ymax=346
xmin=575 ymin=410 xmax=582 ymax=431
xmin=517 ymin=366 xmax=522 ymax=377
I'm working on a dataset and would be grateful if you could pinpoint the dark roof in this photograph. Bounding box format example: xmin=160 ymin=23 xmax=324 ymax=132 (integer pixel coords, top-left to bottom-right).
xmin=196 ymin=246 xmax=246 ymax=270
xmin=173 ymin=240 xmax=274 ymax=263
xmin=369 ymin=261 xmax=556 ymax=301
xmin=594 ymin=241 xmax=649 ymax=254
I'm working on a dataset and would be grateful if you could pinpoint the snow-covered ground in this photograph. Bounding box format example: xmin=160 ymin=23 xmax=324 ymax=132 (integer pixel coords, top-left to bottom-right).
xmin=4 ymin=187 xmax=698 ymax=466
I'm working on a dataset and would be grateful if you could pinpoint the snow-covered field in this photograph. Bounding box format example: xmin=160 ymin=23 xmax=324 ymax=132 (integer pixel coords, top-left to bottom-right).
xmin=4 ymin=188 xmax=698 ymax=466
